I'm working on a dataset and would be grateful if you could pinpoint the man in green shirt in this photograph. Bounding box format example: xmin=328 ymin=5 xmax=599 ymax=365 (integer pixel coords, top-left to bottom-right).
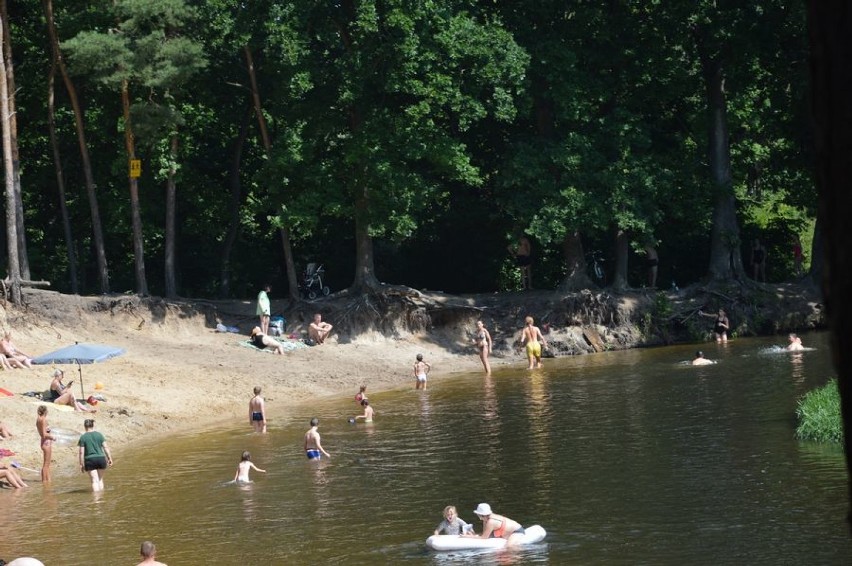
xmin=78 ymin=419 xmax=113 ymax=492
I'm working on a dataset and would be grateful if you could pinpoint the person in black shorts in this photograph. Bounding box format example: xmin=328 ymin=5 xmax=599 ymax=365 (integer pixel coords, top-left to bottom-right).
xmin=78 ymin=419 xmax=113 ymax=492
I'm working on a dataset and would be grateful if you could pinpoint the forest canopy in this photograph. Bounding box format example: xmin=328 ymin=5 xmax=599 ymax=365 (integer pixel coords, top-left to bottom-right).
xmin=0 ymin=0 xmax=813 ymax=300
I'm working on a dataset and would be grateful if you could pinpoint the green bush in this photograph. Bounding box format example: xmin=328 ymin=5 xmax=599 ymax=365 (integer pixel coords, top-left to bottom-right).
xmin=796 ymin=379 xmax=844 ymax=443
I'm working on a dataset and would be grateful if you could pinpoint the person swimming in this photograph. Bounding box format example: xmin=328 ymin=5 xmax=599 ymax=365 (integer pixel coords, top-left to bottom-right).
xmin=234 ymin=451 xmax=266 ymax=483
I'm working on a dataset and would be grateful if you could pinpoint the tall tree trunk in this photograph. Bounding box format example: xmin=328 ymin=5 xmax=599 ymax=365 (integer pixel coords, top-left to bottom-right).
xmin=244 ymin=45 xmax=299 ymax=301
xmin=611 ymin=228 xmax=629 ymax=290
xmin=164 ymin=133 xmax=178 ymax=298
xmin=43 ymin=0 xmax=109 ymax=293
xmin=352 ymin=184 xmax=380 ymax=293
xmin=46 ymin=56 xmax=78 ymax=293
xmin=807 ymin=2 xmax=852 ymax=530
xmin=557 ymin=230 xmax=591 ymax=291
xmin=219 ymin=106 xmax=252 ymax=298
xmin=1 ymin=0 xmax=27 ymax=280
xmin=696 ymin=33 xmax=744 ymax=281
xmin=0 ymin=14 xmax=19 ymax=304
xmin=121 ymin=78 xmax=148 ymax=296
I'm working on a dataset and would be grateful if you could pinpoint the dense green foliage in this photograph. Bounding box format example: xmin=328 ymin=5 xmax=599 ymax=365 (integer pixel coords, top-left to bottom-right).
xmin=1 ymin=1 xmax=813 ymax=298
xmin=796 ymin=379 xmax=843 ymax=444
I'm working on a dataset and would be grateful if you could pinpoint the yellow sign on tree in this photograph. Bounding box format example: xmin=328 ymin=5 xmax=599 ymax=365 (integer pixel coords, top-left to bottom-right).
xmin=129 ymin=159 xmax=141 ymax=178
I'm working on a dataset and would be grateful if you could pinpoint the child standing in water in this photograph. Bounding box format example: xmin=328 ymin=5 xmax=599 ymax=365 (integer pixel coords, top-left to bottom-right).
xmin=234 ymin=451 xmax=266 ymax=484
xmin=355 ymin=384 xmax=368 ymax=404
xmin=413 ymin=353 xmax=431 ymax=390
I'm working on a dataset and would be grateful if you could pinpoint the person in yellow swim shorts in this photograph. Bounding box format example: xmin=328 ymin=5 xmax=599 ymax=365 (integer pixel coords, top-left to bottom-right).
xmin=521 ymin=316 xmax=547 ymax=370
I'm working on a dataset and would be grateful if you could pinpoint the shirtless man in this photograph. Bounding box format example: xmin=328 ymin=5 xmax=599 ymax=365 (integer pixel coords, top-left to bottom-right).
xmin=787 ymin=333 xmax=804 ymax=351
xmin=309 ymin=314 xmax=333 ymax=345
xmin=0 ymin=331 xmax=32 ymax=368
xmin=248 ymin=386 xmax=267 ymax=433
xmin=354 ymin=399 xmax=374 ymax=423
xmin=304 ymin=417 xmax=330 ymax=460
xmin=691 ymin=351 xmax=714 ymax=366
xmin=136 ymin=541 xmax=167 ymax=566
xmin=521 ymin=316 xmax=547 ymax=370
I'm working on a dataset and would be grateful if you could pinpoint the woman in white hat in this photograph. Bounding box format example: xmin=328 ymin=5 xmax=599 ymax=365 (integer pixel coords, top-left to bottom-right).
xmin=466 ymin=503 xmax=525 ymax=540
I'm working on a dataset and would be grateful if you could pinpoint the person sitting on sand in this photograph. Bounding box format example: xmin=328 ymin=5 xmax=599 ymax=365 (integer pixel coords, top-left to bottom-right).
xmin=0 ymin=331 xmax=32 ymax=368
xmin=136 ymin=541 xmax=168 ymax=566
xmin=234 ymin=451 xmax=266 ymax=483
xmin=308 ymin=313 xmax=333 ymax=345
xmin=354 ymin=399 xmax=374 ymax=423
xmin=464 ymin=503 xmax=525 ymax=541
xmin=692 ymin=351 xmax=714 ymax=366
xmin=50 ymin=370 xmax=95 ymax=412
xmin=0 ymin=464 xmax=28 ymax=488
xmin=434 ymin=505 xmax=472 ymax=536
xmin=249 ymin=327 xmax=285 ymax=355
xmin=787 ymin=333 xmax=804 ymax=351
xmin=0 ymin=421 xmax=13 ymax=439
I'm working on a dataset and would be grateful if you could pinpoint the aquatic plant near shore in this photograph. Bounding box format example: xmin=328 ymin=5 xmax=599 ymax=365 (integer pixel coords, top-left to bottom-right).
xmin=796 ymin=379 xmax=843 ymax=443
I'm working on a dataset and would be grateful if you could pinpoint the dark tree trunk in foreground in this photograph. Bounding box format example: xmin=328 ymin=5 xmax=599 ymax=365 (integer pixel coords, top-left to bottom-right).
xmin=244 ymin=45 xmax=299 ymax=301
xmin=611 ymin=228 xmax=629 ymax=290
xmin=558 ymin=231 xmax=591 ymax=291
xmin=219 ymin=106 xmax=251 ymax=298
xmin=695 ymin=30 xmax=745 ymax=281
xmin=121 ymin=79 xmax=148 ymax=296
xmin=43 ymin=0 xmax=109 ymax=292
xmin=1 ymin=0 xmax=27 ymax=280
xmin=46 ymin=58 xmax=78 ymax=293
xmin=351 ymin=184 xmax=381 ymax=294
xmin=164 ymin=134 xmax=178 ymax=298
xmin=0 ymin=14 xmax=19 ymax=304
xmin=808 ymin=2 xmax=852 ymax=532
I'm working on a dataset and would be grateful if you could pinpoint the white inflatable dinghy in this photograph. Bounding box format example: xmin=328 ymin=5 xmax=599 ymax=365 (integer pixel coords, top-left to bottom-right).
xmin=426 ymin=524 xmax=546 ymax=551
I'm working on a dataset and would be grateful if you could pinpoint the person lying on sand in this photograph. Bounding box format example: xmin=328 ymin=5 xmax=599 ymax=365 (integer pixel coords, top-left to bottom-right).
xmin=250 ymin=327 xmax=285 ymax=355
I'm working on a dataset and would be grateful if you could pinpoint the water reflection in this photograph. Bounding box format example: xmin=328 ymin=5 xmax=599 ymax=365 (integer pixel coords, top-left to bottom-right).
xmin=1 ymin=333 xmax=849 ymax=565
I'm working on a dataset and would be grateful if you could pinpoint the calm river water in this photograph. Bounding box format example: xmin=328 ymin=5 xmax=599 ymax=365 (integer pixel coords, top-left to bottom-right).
xmin=2 ymin=333 xmax=850 ymax=565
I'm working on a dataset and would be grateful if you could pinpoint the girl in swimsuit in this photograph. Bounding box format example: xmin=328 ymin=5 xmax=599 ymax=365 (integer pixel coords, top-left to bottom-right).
xmin=37 ymin=404 xmax=55 ymax=482
xmin=234 ymin=451 xmax=266 ymax=483
xmin=474 ymin=321 xmax=492 ymax=376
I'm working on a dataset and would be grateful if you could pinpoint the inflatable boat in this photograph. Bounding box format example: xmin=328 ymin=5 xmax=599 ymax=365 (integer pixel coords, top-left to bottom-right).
xmin=425 ymin=524 xmax=546 ymax=551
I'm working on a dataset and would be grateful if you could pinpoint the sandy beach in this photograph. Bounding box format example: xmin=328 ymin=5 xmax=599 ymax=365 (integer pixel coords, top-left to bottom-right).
xmin=0 ymin=290 xmax=494 ymax=481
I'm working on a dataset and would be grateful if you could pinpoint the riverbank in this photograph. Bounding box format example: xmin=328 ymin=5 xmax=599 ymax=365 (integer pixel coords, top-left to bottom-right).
xmin=0 ymin=281 xmax=824 ymax=480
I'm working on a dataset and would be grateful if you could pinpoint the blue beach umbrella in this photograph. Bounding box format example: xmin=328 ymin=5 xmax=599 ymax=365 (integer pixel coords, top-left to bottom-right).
xmin=32 ymin=342 xmax=125 ymax=399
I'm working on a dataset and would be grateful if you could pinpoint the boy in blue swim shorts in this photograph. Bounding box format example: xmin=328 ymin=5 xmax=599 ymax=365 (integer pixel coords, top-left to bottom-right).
xmin=304 ymin=417 xmax=330 ymax=460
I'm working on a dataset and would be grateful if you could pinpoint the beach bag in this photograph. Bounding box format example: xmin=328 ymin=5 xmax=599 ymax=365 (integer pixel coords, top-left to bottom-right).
xmin=270 ymin=316 xmax=285 ymax=336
